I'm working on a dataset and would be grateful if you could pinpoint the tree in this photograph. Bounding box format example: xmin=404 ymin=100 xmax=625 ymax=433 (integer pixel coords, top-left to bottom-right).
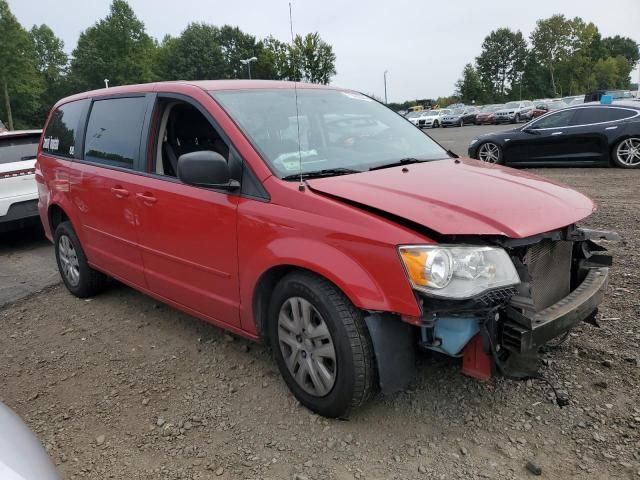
xmin=154 ymin=24 xmax=226 ymax=80
xmin=290 ymin=33 xmax=336 ymax=84
xmin=455 ymin=64 xmax=488 ymax=104
xmin=602 ymin=35 xmax=640 ymax=66
xmin=530 ymin=15 xmax=575 ymax=96
xmin=0 ymin=0 xmax=42 ymax=129
xmin=30 ymin=24 xmax=69 ymax=121
xmin=69 ymin=0 xmax=155 ymax=90
xmin=257 ymin=36 xmax=292 ymax=80
xmin=476 ymin=28 xmax=527 ymax=99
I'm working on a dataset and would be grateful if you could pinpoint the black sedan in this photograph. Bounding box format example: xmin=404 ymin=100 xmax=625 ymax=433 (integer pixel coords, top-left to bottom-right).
xmin=468 ymin=102 xmax=640 ymax=168
xmin=442 ymin=107 xmax=478 ymax=127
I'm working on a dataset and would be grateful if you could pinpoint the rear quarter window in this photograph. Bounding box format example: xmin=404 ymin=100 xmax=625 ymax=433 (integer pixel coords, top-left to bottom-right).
xmin=572 ymin=107 xmax=637 ymax=125
xmin=83 ymin=97 xmax=147 ymax=169
xmin=42 ymin=100 xmax=87 ymax=158
xmin=0 ymin=135 xmax=39 ymax=164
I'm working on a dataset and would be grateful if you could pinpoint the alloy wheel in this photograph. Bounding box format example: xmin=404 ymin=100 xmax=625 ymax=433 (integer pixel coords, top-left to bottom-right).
xmin=277 ymin=297 xmax=337 ymax=397
xmin=58 ymin=235 xmax=80 ymax=286
xmin=478 ymin=142 xmax=501 ymax=164
xmin=616 ymin=138 xmax=640 ymax=167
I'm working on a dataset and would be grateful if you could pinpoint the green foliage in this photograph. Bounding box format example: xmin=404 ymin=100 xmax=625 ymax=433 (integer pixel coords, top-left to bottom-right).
xmin=455 ymin=64 xmax=490 ymax=104
xmin=69 ymin=0 xmax=156 ymax=90
xmin=476 ymin=28 xmax=528 ymax=99
xmin=290 ymin=33 xmax=336 ymax=84
xmin=0 ymin=0 xmax=42 ymax=129
xmin=602 ymin=35 xmax=640 ymax=66
xmin=30 ymin=24 xmax=69 ymax=123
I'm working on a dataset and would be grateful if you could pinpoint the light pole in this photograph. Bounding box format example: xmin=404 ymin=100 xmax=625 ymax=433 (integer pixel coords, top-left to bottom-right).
xmin=383 ymin=70 xmax=388 ymax=104
xmin=104 ymin=79 xmax=109 ymax=89
xmin=240 ymin=57 xmax=258 ymax=80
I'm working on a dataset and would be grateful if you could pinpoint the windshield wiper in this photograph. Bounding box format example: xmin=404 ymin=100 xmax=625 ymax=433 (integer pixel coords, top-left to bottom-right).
xmin=369 ymin=157 xmax=427 ymax=171
xmin=281 ymin=167 xmax=361 ymax=181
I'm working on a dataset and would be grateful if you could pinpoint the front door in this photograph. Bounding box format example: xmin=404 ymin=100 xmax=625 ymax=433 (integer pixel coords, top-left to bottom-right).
xmin=134 ymin=97 xmax=241 ymax=328
xmin=505 ymin=109 xmax=578 ymax=165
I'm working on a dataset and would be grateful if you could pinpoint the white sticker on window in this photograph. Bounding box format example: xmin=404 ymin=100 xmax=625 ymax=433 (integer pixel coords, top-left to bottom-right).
xmin=50 ymin=138 xmax=60 ymax=151
xmin=43 ymin=137 xmax=50 ymax=149
xmin=69 ymin=145 xmax=75 ymax=156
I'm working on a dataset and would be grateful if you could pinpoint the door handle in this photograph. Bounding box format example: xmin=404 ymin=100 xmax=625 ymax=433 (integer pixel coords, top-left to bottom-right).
xmin=605 ymin=126 xmax=618 ymax=130
xmin=110 ymin=186 xmax=129 ymax=198
xmin=136 ymin=192 xmax=158 ymax=205
xmin=551 ymin=131 xmax=563 ymax=136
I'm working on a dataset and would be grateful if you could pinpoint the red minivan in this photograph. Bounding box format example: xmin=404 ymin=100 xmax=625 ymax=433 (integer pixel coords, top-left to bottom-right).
xmin=36 ymin=81 xmax=615 ymax=417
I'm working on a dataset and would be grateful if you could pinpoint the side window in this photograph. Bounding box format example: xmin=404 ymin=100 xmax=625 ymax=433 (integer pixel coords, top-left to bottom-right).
xmin=42 ymin=100 xmax=87 ymax=158
xmin=151 ymin=100 xmax=230 ymax=177
xmin=84 ymin=97 xmax=147 ymax=169
xmin=530 ymin=110 xmax=576 ymax=129
xmin=572 ymin=107 xmax=636 ymax=125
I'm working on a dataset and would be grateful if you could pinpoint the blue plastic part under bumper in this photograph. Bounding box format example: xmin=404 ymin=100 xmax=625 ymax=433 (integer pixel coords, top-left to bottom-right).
xmin=425 ymin=317 xmax=480 ymax=357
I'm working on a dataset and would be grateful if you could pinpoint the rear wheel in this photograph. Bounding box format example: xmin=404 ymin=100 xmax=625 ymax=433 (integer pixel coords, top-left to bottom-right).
xmin=477 ymin=142 xmax=503 ymax=164
xmin=612 ymin=137 xmax=640 ymax=168
xmin=268 ymin=272 xmax=377 ymax=418
xmin=54 ymin=221 xmax=107 ymax=298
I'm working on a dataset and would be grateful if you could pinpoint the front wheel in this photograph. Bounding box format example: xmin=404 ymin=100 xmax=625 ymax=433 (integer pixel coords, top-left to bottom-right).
xmin=433 ymin=120 xmax=439 ymax=128
xmin=512 ymin=113 xmax=520 ymax=124
xmin=459 ymin=118 xmax=464 ymax=127
xmin=268 ymin=272 xmax=377 ymax=418
xmin=54 ymin=221 xmax=108 ymax=298
xmin=477 ymin=142 xmax=503 ymax=164
xmin=612 ymin=137 xmax=640 ymax=168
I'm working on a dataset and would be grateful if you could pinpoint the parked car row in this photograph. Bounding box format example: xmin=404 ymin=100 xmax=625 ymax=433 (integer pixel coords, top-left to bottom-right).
xmin=468 ymin=101 xmax=640 ymax=168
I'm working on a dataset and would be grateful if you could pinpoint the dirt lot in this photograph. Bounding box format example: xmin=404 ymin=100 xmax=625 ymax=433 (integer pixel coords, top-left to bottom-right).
xmin=1 ymin=167 xmax=639 ymax=480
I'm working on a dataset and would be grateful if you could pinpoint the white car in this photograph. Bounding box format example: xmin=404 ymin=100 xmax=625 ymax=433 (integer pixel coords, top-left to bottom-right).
xmin=405 ymin=111 xmax=423 ymax=126
xmin=416 ymin=109 xmax=447 ymax=129
xmin=0 ymin=130 xmax=42 ymax=232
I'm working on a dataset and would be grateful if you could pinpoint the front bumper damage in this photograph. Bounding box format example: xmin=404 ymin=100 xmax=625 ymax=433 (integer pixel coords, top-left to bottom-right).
xmin=365 ymin=226 xmax=618 ymax=394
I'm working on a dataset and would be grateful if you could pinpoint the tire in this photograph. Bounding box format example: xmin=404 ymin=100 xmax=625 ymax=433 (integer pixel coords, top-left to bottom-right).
xmin=433 ymin=120 xmax=439 ymax=128
xmin=612 ymin=137 xmax=640 ymax=168
xmin=476 ymin=142 xmax=504 ymax=164
xmin=54 ymin=221 xmax=108 ymax=298
xmin=459 ymin=118 xmax=464 ymax=127
xmin=268 ymin=271 xmax=377 ymax=418
xmin=512 ymin=113 xmax=520 ymax=124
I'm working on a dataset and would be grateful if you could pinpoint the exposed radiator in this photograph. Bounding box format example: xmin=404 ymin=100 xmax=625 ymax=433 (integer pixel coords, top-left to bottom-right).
xmin=524 ymin=240 xmax=573 ymax=311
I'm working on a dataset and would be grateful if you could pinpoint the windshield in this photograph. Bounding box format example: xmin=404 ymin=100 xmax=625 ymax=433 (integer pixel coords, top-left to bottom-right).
xmin=450 ymin=108 xmax=464 ymax=115
xmin=212 ymin=89 xmax=449 ymax=178
xmin=423 ymin=110 xmax=439 ymax=116
xmin=504 ymin=102 xmax=520 ymax=109
xmin=405 ymin=111 xmax=421 ymax=118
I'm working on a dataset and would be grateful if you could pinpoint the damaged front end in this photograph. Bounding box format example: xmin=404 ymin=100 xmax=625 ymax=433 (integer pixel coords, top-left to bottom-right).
xmin=366 ymin=226 xmax=617 ymax=394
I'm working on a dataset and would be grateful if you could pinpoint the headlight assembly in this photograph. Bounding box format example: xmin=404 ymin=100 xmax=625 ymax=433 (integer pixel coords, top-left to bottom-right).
xmin=399 ymin=245 xmax=520 ymax=299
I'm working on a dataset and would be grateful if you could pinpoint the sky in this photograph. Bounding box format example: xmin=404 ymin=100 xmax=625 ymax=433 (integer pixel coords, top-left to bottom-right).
xmin=8 ymin=0 xmax=640 ymax=102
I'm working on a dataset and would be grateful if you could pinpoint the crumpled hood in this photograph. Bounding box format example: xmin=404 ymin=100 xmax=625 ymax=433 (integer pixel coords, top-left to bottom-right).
xmin=307 ymin=158 xmax=595 ymax=239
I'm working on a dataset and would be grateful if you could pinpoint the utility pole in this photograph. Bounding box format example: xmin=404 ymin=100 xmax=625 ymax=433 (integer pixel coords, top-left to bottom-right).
xmin=383 ymin=70 xmax=388 ymax=104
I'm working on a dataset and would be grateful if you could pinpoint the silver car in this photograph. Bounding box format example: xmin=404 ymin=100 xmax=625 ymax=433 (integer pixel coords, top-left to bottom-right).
xmin=0 ymin=402 xmax=59 ymax=479
xmin=493 ymin=100 xmax=535 ymax=124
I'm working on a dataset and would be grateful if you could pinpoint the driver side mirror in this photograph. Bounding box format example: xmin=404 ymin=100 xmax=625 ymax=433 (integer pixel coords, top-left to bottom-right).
xmin=177 ymin=151 xmax=240 ymax=190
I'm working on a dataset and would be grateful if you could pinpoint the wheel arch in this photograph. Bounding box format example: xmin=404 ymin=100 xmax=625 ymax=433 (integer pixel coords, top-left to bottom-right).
xmin=252 ymin=264 xmax=365 ymax=345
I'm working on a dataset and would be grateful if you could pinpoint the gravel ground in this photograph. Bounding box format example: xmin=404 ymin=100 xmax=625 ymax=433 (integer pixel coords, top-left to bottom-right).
xmin=1 ymin=167 xmax=639 ymax=480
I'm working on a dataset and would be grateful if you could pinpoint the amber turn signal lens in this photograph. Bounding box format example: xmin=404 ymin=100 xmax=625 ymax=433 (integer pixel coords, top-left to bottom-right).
xmin=400 ymin=249 xmax=428 ymax=286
